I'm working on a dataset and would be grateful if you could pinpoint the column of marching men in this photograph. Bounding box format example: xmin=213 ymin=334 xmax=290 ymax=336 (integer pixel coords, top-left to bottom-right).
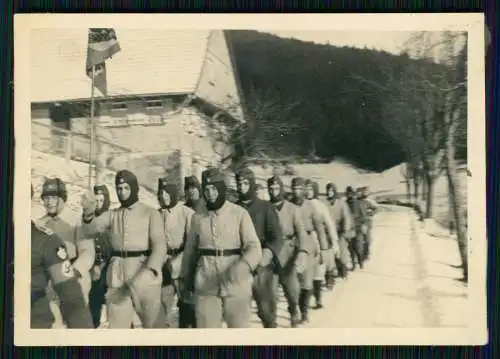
xmin=30 ymin=167 xmax=378 ymax=329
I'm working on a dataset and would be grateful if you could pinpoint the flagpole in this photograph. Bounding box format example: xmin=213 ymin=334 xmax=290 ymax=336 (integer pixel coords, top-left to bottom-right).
xmin=88 ymin=65 xmax=96 ymax=188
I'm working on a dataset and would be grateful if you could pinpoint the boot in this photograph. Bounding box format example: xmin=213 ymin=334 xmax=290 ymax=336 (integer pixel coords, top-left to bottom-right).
xmin=289 ymin=305 xmax=300 ymax=328
xmin=325 ymin=271 xmax=335 ymax=290
xmin=312 ymin=280 xmax=324 ymax=310
xmin=299 ymin=290 xmax=311 ymax=324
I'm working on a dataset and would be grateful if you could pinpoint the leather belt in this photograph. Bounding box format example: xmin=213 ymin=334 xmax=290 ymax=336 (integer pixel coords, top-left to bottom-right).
xmin=199 ymin=248 xmax=241 ymax=257
xmin=167 ymin=246 xmax=185 ymax=256
xmin=111 ymin=250 xmax=151 ymax=258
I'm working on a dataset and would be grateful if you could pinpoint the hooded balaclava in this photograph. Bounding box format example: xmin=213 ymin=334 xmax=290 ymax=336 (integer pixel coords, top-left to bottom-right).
xmin=267 ymin=175 xmax=285 ymax=204
xmin=290 ymin=177 xmax=306 ymax=206
xmin=235 ymin=167 xmax=257 ymax=202
xmin=93 ymin=184 xmax=110 ymax=217
xmin=115 ymin=170 xmax=139 ymax=208
xmin=305 ymin=179 xmax=319 ymax=200
xmin=157 ymin=177 xmax=178 ymax=210
xmin=201 ymin=168 xmax=227 ymax=211
xmin=41 ymin=178 xmax=67 ymax=217
xmin=326 ymin=182 xmax=338 ymax=201
xmin=184 ymin=175 xmax=202 ymax=204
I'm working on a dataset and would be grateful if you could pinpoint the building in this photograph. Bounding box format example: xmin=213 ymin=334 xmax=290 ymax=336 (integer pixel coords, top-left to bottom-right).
xmin=30 ymin=29 xmax=245 ymax=195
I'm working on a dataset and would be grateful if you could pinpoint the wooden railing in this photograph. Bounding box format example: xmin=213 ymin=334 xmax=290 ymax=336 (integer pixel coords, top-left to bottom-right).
xmin=31 ymin=121 xmax=132 ymax=166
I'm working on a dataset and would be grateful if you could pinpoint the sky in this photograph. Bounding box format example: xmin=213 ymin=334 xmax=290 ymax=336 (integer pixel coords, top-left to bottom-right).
xmin=265 ymin=31 xmax=413 ymax=55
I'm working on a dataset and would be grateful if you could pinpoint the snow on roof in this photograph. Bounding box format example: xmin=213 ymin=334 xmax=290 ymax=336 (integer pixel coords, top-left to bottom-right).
xmin=30 ymin=29 xmax=210 ymax=102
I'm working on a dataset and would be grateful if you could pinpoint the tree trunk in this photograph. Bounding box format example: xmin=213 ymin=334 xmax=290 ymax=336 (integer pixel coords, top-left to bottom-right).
xmin=425 ymin=174 xmax=435 ymax=218
xmin=421 ymin=175 xmax=427 ymax=202
xmin=413 ymin=178 xmax=420 ymax=205
xmin=406 ymin=180 xmax=411 ymax=202
xmin=445 ymin=114 xmax=468 ymax=281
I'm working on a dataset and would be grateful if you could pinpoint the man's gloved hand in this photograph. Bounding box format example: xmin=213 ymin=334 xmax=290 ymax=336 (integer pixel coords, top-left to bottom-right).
xmin=259 ymin=248 xmax=274 ymax=268
xmin=332 ymin=243 xmax=340 ymax=258
xmin=228 ymin=260 xmax=251 ymax=283
xmin=91 ymin=265 xmax=101 ymax=281
xmin=294 ymin=251 xmax=308 ymax=274
xmin=345 ymin=229 xmax=356 ymax=240
xmin=81 ymin=190 xmax=97 ymax=218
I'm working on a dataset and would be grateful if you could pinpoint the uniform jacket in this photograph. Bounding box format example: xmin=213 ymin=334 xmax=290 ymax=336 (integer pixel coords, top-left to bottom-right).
xmin=237 ymin=197 xmax=284 ymax=266
xmin=39 ymin=215 xmax=95 ymax=284
xmin=323 ymin=197 xmax=353 ymax=235
xmin=309 ymin=198 xmax=339 ymax=248
xmin=180 ymin=201 xmax=262 ymax=297
xmin=81 ymin=202 xmax=167 ymax=289
xmin=31 ymin=221 xmax=93 ymax=328
xmin=159 ymin=202 xmax=194 ymax=279
xmin=292 ymin=200 xmax=329 ymax=254
xmin=356 ymin=198 xmax=378 ymax=228
xmin=93 ymin=210 xmax=113 ymax=268
xmin=274 ymin=200 xmax=308 ymax=267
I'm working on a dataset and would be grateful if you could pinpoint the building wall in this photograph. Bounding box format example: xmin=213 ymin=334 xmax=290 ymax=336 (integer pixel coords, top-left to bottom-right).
xmin=31 ymin=97 xmax=232 ymax=193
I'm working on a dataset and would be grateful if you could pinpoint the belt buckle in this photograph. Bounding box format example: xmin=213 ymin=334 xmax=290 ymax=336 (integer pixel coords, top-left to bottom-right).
xmin=215 ymin=248 xmax=224 ymax=257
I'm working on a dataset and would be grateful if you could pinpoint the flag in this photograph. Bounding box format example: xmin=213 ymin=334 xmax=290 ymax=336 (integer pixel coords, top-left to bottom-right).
xmin=86 ymin=28 xmax=121 ymax=96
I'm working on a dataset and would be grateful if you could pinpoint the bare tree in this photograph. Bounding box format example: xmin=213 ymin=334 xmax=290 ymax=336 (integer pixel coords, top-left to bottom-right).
xmin=206 ymin=84 xmax=302 ymax=172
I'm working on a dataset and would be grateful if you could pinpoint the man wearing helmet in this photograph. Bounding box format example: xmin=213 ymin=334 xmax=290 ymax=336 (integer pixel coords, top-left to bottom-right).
xmin=289 ymin=177 xmax=329 ymax=324
xmin=156 ymin=177 xmax=196 ymax=328
xmin=88 ymin=184 xmax=113 ymax=328
xmin=180 ymin=168 xmax=262 ymax=328
xmin=267 ymin=175 xmax=309 ymax=327
xmin=38 ymin=177 xmax=95 ymax=327
xmin=235 ymin=167 xmax=284 ymax=328
xmin=80 ymin=169 xmax=167 ymax=328
xmin=31 ymin=184 xmax=94 ymax=329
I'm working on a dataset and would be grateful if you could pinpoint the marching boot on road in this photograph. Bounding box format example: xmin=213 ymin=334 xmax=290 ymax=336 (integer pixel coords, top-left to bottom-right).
xmin=236 ymin=168 xmax=285 ymax=328
xmin=290 ymin=178 xmax=329 ymax=323
xmin=323 ymin=183 xmax=355 ymax=280
xmin=305 ymin=180 xmax=340 ymax=295
xmin=38 ymin=178 xmax=95 ymax=327
xmin=80 ymin=170 xmax=167 ymax=329
xmin=155 ymin=178 xmax=196 ymax=328
xmin=180 ymin=168 xmax=262 ymax=328
xmin=184 ymin=175 xmax=208 ymax=215
xmin=267 ymin=176 xmax=309 ymax=328
xmin=88 ymin=185 xmax=113 ymax=328
xmin=31 ymin=184 xmax=94 ymax=329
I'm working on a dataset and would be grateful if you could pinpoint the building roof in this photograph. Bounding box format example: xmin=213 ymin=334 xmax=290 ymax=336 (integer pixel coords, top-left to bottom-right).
xmin=30 ymin=29 xmax=213 ymax=103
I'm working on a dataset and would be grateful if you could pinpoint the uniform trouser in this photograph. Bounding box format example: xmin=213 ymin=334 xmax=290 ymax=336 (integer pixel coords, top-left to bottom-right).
xmin=48 ymin=274 xmax=91 ymax=328
xmin=195 ymin=295 xmax=252 ymax=328
xmin=363 ymin=225 xmax=374 ymax=260
xmin=335 ymin=235 xmax=352 ymax=277
xmin=348 ymin=233 xmax=365 ymax=268
xmin=252 ymin=265 xmax=279 ymax=327
xmin=31 ymin=295 xmax=55 ymax=329
xmin=106 ymin=279 xmax=163 ymax=329
xmin=89 ymin=265 xmax=108 ymax=328
xmin=157 ymin=279 xmax=196 ymax=328
xmin=298 ymin=253 xmax=318 ymax=290
xmin=278 ymin=260 xmax=301 ymax=318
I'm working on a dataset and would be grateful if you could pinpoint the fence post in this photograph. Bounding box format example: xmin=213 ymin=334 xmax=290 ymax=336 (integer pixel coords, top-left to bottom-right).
xmin=65 ymin=131 xmax=72 ymax=163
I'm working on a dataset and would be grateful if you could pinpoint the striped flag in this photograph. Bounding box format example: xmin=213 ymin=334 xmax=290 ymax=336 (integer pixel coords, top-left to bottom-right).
xmin=85 ymin=28 xmax=121 ymax=96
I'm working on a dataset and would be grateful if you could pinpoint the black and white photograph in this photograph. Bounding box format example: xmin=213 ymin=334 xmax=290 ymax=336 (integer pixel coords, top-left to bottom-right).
xmin=15 ymin=14 xmax=486 ymax=345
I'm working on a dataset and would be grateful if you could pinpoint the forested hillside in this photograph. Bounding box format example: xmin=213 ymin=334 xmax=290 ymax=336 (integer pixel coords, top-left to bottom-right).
xmin=227 ymin=30 xmax=467 ymax=172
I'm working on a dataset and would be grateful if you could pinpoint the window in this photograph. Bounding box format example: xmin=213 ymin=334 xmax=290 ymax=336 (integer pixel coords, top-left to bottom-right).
xmin=110 ymin=102 xmax=128 ymax=111
xmin=145 ymin=100 xmax=163 ymax=110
